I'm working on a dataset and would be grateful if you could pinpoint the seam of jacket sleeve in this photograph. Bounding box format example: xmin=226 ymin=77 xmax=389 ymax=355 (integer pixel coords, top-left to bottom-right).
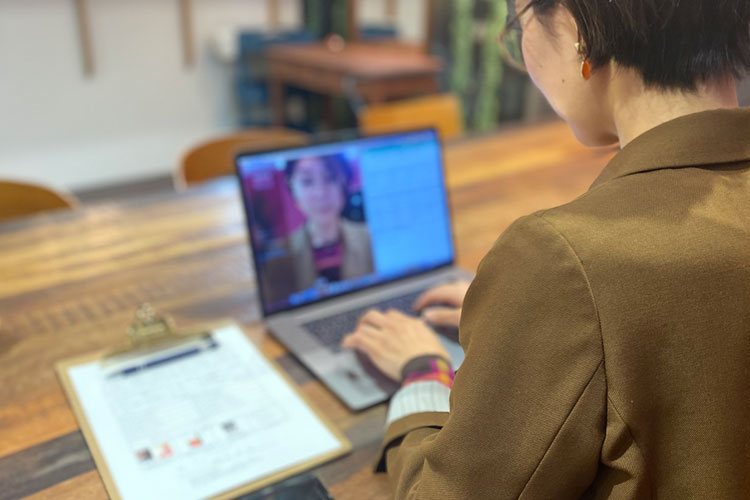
xmin=510 ymin=214 xmax=607 ymax=497
xmin=517 ymin=360 xmax=605 ymax=499
xmin=606 ymin=395 xmax=654 ymax=497
xmin=532 ymin=213 xmax=607 ymax=384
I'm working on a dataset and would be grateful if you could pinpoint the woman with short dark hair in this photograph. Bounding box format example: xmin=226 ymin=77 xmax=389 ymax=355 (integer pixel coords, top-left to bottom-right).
xmin=284 ymin=154 xmax=373 ymax=291
xmin=342 ymin=0 xmax=750 ymax=497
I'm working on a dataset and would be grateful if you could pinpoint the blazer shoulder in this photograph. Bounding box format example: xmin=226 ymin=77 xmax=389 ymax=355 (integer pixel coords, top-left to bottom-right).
xmin=287 ymin=225 xmax=310 ymax=255
xmin=476 ymin=214 xmax=593 ymax=295
xmin=341 ymin=220 xmax=372 ymax=254
xmin=341 ymin=219 xmax=371 ymax=241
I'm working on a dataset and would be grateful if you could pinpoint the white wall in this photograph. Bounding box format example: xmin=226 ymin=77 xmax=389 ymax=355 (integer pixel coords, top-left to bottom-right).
xmin=0 ymin=0 xmax=301 ymax=191
xmin=0 ymin=0 xmax=426 ymax=192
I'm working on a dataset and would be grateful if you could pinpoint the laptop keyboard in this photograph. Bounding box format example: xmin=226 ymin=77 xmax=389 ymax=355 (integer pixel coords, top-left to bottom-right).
xmin=303 ymin=290 xmax=424 ymax=352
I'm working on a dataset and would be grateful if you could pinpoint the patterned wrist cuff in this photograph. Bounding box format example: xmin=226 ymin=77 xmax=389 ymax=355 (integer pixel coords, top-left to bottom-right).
xmin=401 ymin=355 xmax=455 ymax=389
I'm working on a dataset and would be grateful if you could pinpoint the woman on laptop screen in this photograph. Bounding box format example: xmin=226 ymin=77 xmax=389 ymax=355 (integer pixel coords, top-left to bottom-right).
xmin=241 ymin=151 xmax=376 ymax=311
xmin=342 ymin=0 xmax=750 ymax=496
xmin=284 ymin=154 xmax=374 ymax=291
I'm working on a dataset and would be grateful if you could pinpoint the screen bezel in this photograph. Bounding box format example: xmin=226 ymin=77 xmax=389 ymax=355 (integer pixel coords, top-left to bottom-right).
xmin=235 ymin=128 xmax=457 ymax=318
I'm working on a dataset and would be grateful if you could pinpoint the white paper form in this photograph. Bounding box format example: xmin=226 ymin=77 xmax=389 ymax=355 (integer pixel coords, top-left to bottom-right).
xmin=66 ymin=325 xmax=343 ymax=500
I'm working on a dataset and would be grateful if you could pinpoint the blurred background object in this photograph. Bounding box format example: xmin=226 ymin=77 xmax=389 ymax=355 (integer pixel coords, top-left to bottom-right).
xmin=0 ymin=180 xmax=79 ymax=223
xmin=233 ymin=29 xmax=318 ymax=129
xmin=0 ymin=0 xmax=745 ymax=202
xmin=265 ymin=41 xmax=443 ymax=129
xmin=358 ymin=93 xmax=464 ymax=141
xmin=739 ymin=78 xmax=750 ymax=105
xmin=175 ymin=127 xmax=308 ymax=190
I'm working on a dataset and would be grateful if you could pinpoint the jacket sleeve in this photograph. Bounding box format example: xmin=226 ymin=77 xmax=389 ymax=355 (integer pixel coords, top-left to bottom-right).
xmin=378 ymin=214 xmax=606 ymax=499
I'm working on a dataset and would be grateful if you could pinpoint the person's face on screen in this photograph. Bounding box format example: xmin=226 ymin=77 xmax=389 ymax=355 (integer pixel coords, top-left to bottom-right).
xmin=289 ymin=157 xmax=346 ymax=227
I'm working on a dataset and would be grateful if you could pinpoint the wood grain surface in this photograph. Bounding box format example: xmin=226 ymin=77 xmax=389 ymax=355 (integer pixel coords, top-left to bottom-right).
xmin=266 ymin=42 xmax=442 ymax=80
xmin=0 ymin=120 xmax=616 ymax=500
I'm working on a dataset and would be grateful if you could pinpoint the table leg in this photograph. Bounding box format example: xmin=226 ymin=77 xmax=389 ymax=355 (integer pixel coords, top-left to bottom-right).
xmin=348 ymin=0 xmax=359 ymax=42
xmin=322 ymin=95 xmax=337 ymax=130
xmin=268 ymin=78 xmax=285 ymax=126
xmin=359 ymin=82 xmax=387 ymax=105
xmin=426 ymin=75 xmax=440 ymax=93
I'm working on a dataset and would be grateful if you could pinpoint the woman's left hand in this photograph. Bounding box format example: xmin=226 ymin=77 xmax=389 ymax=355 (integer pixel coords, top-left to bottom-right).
xmin=341 ymin=309 xmax=451 ymax=382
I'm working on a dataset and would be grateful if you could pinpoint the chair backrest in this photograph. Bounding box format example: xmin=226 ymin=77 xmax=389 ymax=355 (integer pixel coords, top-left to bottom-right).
xmin=358 ymin=93 xmax=464 ymax=142
xmin=175 ymin=128 xmax=309 ymax=190
xmin=0 ymin=180 xmax=78 ymax=223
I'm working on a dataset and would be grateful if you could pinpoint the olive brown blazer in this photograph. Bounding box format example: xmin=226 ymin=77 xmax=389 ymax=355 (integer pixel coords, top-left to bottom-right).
xmin=378 ymin=109 xmax=750 ymax=498
xmin=288 ymin=219 xmax=374 ymax=290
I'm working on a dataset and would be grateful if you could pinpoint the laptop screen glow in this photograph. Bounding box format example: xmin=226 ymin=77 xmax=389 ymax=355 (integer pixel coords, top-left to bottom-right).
xmin=237 ymin=129 xmax=454 ymax=316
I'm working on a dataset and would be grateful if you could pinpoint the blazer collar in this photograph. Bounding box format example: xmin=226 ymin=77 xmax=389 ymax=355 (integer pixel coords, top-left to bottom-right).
xmin=591 ymin=108 xmax=750 ymax=189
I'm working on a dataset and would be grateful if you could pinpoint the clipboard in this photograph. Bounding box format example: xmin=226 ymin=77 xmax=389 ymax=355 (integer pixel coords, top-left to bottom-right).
xmin=56 ymin=304 xmax=351 ymax=500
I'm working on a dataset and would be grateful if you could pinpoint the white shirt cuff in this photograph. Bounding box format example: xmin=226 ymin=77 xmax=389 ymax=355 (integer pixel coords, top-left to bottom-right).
xmin=386 ymin=381 xmax=451 ymax=426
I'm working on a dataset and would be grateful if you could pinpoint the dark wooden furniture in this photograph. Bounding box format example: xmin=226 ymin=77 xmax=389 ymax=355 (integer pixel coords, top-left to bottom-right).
xmin=0 ymin=121 xmax=616 ymax=500
xmin=265 ymin=42 xmax=444 ymax=127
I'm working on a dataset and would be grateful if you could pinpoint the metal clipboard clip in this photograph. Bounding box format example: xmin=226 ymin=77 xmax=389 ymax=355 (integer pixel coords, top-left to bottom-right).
xmin=103 ymin=304 xmax=210 ymax=363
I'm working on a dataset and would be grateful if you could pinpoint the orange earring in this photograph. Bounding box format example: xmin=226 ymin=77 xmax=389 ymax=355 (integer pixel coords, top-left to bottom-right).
xmin=574 ymin=42 xmax=591 ymax=80
xmin=581 ymin=60 xmax=591 ymax=80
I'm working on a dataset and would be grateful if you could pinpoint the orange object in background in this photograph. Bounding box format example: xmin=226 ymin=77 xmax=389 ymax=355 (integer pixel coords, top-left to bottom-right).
xmin=0 ymin=180 xmax=78 ymax=223
xmin=358 ymin=93 xmax=465 ymax=142
xmin=175 ymin=127 xmax=309 ymax=190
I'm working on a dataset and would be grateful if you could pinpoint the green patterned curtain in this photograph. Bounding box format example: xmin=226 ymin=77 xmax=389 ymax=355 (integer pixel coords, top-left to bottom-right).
xmin=303 ymin=0 xmax=350 ymax=39
xmin=449 ymin=0 xmax=510 ymax=131
xmin=450 ymin=0 xmax=474 ymax=124
xmin=329 ymin=0 xmax=349 ymax=38
xmin=301 ymin=0 xmax=356 ymax=130
xmin=474 ymin=0 xmax=507 ymax=131
xmin=304 ymin=0 xmax=326 ymax=37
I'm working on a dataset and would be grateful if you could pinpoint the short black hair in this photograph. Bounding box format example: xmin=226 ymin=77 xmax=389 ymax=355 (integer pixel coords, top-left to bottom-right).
xmin=530 ymin=0 xmax=750 ymax=90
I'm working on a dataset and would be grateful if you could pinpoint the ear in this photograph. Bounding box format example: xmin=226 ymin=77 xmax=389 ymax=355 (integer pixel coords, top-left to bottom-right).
xmin=548 ymin=4 xmax=582 ymax=54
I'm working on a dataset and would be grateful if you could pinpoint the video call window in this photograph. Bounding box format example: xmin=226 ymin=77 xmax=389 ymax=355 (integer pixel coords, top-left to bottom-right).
xmin=241 ymin=152 xmax=373 ymax=310
xmin=238 ymin=131 xmax=454 ymax=315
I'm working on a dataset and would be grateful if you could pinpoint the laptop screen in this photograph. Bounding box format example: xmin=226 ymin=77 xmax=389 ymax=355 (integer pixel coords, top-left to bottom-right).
xmin=236 ymin=129 xmax=454 ymax=316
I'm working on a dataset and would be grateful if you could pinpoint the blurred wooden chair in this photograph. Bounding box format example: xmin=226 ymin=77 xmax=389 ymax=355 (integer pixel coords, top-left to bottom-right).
xmin=0 ymin=180 xmax=78 ymax=223
xmin=358 ymin=93 xmax=464 ymax=142
xmin=175 ymin=127 xmax=309 ymax=190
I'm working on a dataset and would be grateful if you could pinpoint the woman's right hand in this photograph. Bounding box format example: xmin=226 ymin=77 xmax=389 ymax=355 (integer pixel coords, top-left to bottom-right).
xmin=413 ymin=280 xmax=471 ymax=328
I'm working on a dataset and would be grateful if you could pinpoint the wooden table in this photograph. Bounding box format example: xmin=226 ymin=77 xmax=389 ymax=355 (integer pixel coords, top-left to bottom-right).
xmin=0 ymin=121 xmax=616 ymax=500
xmin=266 ymin=42 xmax=443 ymax=127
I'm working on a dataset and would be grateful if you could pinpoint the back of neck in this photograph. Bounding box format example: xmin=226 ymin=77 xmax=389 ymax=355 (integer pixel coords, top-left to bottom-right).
xmin=609 ymin=72 xmax=739 ymax=148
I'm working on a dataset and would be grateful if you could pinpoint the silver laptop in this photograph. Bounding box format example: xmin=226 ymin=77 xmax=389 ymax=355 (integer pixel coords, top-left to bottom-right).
xmin=236 ymin=129 xmax=470 ymax=410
